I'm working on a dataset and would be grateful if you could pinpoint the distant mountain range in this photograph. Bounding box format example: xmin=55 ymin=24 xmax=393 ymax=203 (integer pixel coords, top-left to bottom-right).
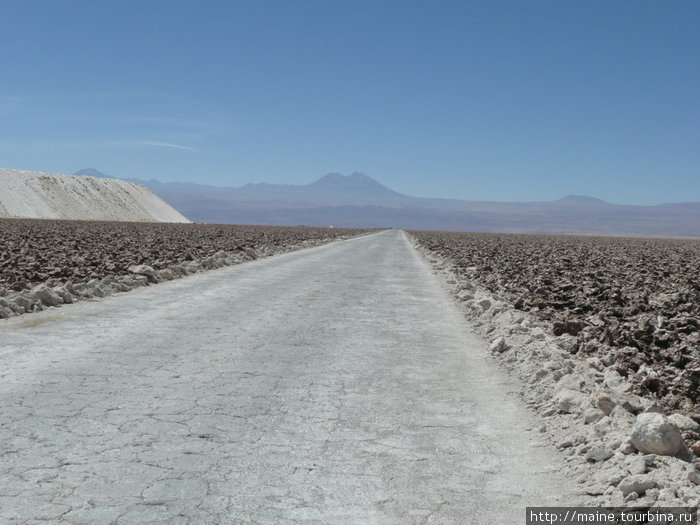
xmin=73 ymin=169 xmax=700 ymax=236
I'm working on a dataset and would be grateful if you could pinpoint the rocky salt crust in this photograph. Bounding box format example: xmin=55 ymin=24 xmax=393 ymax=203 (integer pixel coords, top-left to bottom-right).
xmin=0 ymin=235 xmax=362 ymax=320
xmin=408 ymin=235 xmax=700 ymax=508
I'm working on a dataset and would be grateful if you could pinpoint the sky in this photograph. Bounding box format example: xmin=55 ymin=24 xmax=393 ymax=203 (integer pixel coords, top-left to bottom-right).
xmin=0 ymin=1 xmax=698 ymax=204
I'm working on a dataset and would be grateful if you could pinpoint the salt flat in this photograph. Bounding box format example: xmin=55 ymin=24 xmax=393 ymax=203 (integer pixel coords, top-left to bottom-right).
xmin=0 ymin=230 xmax=577 ymax=524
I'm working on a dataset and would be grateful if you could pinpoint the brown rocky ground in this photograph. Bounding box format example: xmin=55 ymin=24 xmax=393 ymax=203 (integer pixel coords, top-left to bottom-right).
xmin=0 ymin=219 xmax=374 ymax=315
xmin=409 ymin=231 xmax=699 ymax=422
xmin=408 ymin=232 xmax=699 ymax=507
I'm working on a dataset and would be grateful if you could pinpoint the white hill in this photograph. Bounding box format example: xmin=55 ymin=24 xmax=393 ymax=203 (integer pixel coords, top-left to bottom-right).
xmin=0 ymin=169 xmax=190 ymax=223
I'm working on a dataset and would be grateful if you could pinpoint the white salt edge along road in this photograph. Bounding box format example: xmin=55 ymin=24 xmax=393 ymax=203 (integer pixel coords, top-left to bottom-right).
xmin=0 ymin=168 xmax=189 ymax=222
xmin=0 ymin=229 xmax=579 ymax=524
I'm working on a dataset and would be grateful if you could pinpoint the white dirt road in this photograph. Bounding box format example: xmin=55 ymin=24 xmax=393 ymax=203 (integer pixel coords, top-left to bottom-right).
xmin=0 ymin=229 xmax=577 ymax=524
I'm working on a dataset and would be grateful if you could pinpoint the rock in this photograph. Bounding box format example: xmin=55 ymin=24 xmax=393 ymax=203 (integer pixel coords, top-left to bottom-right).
xmin=594 ymin=392 xmax=616 ymax=415
xmin=556 ymin=334 xmax=578 ymax=353
xmin=690 ymin=440 xmax=700 ymax=457
xmin=617 ymin=474 xmax=657 ymax=496
xmin=91 ymin=286 xmax=107 ymax=298
xmin=583 ymin=408 xmax=605 ymax=424
xmin=657 ymin=487 xmax=676 ymax=502
xmin=0 ymin=305 xmax=12 ymax=318
xmin=489 ymin=337 xmax=510 ymax=354
xmin=617 ymin=393 xmax=651 ymax=414
xmin=477 ymin=298 xmax=491 ymax=312
xmin=544 ymin=360 xmax=563 ymax=371
xmin=130 ymin=275 xmax=149 ymax=286
xmin=609 ymin=406 xmax=636 ymax=425
xmin=586 ymin=443 xmax=614 ymax=462
xmin=557 ymin=373 xmax=586 ymax=391
xmin=586 ymin=357 xmax=604 ymax=371
xmin=630 ymin=413 xmax=683 ymax=456
xmin=457 ymin=290 xmax=474 ymax=301
xmin=128 ymin=265 xmax=157 ymax=282
xmin=624 ymin=491 xmax=639 ymax=502
xmin=32 ymin=285 xmax=63 ymax=307
xmin=7 ymin=300 xmax=25 ymax=313
xmin=531 ymin=327 xmax=547 ymax=340
xmin=170 ymin=264 xmax=187 ymax=276
xmin=627 ymin=457 xmax=647 ymax=475
xmin=456 ymin=281 xmax=474 ymax=291
xmin=67 ymin=282 xmax=85 ymax=295
xmin=643 ymin=402 xmax=665 ymax=414
xmin=552 ymin=319 xmax=583 ymax=336
xmin=554 ymin=388 xmax=586 ymax=414
xmin=603 ymin=369 xmax=630 ymax=392
xmin=157 ymin=269 xmax=175 ymax=281
xmin=645 ymin=487 xmax=660 ymax=502
xmin=54 ymin=287 xmax=74 ymax=304
xmin=668 ymin=414 xmax=700 ymax=433
xmin=13 ymin=294 xmax=35 ymax=310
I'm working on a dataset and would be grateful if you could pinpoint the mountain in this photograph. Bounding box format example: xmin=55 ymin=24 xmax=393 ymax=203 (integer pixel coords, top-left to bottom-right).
xmin=73 ymin=170 xmax=700 ymax=236
xmin=224 ymin=171 xmax=408 ymax=206
xmin=555 ymin=195 xmax=607 ymax=205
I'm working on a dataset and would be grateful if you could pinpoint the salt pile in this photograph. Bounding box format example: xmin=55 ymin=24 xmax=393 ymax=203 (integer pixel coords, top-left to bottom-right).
xmin=0 ymin=168 xmax=189 ymax=223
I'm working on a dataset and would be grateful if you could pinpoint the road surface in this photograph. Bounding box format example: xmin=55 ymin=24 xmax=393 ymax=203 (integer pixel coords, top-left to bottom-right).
xmin=0 ymin=229 xmax=577 ymax=524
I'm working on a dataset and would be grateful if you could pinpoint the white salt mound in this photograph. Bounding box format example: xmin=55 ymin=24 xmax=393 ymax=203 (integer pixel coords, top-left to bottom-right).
xmin=0 ymin=168 xmax=190 ymax=223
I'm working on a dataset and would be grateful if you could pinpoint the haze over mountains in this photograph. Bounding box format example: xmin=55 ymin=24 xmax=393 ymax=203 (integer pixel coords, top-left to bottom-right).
xmin=73 ymin=169 xmax=700 ymax=236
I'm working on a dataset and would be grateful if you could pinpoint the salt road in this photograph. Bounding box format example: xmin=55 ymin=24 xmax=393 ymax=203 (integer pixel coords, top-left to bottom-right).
xmin=0 ymin=229 xmax=577 ymax=524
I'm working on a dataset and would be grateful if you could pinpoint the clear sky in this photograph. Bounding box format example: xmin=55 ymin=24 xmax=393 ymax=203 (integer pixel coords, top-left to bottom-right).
xmin=1 ymin=1 xmax=698 ymax=204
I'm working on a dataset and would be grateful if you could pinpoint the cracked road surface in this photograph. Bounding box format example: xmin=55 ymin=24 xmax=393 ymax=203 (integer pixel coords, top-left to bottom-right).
xmin=0 ymin=229 xmax=577 ymax=524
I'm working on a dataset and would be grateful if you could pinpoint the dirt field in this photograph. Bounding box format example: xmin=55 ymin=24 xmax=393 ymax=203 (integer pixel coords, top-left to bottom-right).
xmin=0 ymin=219 xmax=373 ymax=291
xmin=409 ymin=231 xmax=699 ymax=420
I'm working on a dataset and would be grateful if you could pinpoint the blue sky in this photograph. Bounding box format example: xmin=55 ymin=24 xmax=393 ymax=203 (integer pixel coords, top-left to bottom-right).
xmin=1 ymin=1 xmax=698 ymax=204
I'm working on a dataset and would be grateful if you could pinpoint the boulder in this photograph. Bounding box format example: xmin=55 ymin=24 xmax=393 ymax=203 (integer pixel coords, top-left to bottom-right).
xmin=586 ymin=443 xmax=614 ymax=462
xmin=630 ymin=413 xmax=683 ymax=456
xmin=457 ymin=290 xmax=474 ymax=301
xmin=13 ymin=294 xmax=35 ymax=310
xmin=54 ymin=287 xmax=74 ymax=304
xmin=617 ymin=392 xmax=651 ymax=414
xmin=583 ymin=408 xmax=605 ymax=424
xmin=477 ymin=298 xmax=492 ymax=312
xmin=32 ymin=285 xmax=63 ymax=307
xmin=552 ymin=318 xmax=583 ymax=336
xmin=489 ymin=337 xmax=510 ymax=354
xmin=668 ymin=414 xmax=700 ymax=433
xmin=557 ymin=373 xmax=587 ymax=392
xmin=594 ymin=392 xmax=617 ymax=415
xmin=617 ymin=475 xmax=657 ymax=496
xmin=157 ymin=269 xmax=176 ymax=281
xmin=0 ymin=305 xmax=12 ymax=318
xmin=128 ymin=265 xmax=157 ymax=282
xmin=554 ymin=388 xmax=586 ymax=414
